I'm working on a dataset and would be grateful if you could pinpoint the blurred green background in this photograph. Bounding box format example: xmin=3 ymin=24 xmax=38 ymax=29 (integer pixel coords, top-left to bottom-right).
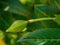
xmin=0 ymin=0 xmax=60 ymax=45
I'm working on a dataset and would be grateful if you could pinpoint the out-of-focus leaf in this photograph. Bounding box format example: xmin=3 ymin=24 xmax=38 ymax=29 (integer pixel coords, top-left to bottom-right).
xmin=17 ymin=28 xmax=60 ymax=45
xmin=18 ymin=39 xmax=60 ymax=45
xmin=0 ymin=11 xmax=14 ymax=31
xmin=12 ymin=14 xmax=27 ymax=20
xmin=35 ymin=5 xmax=55 ymax=17
xmin=18 ymin=28 xmax=60 ymax=40
xmin=49 ymin=0 xmax=60 ymax=10
xmin=0 ymin=31 xmax=4 ymax=40
xmin=4 ymin=5 xmax=30 ymax=18
xmin=55 ymin=15 xmax=60 ymax=25
xmin=34 ymin=5 xmax=60 ymax=28
xmin=35 ymin=0 xmax=47 ymax=4
xmin=18 ymin=28 xmax=60 ymax=45
xmin=40 ymin=0 xmax=47 ymax=4
xmin=19 ymin=0 xmax=27 ymax=4
xmin=5 ymin=0 xmax=32 ymax=18
xmin=6 ymin=20 xmax=27 ymax=32
xmin=19 ymin=0 xmax=34 ymax=4
xmin=26 ymin=28 xmax=60 ymax=39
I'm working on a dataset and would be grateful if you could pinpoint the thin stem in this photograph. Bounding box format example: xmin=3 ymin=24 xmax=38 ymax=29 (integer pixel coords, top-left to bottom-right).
xmin=28 ymin=18 xmax=56 ymax=23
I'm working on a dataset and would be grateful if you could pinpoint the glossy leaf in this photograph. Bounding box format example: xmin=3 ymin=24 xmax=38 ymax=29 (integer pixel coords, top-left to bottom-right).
xmin=18 ymin=28 xmax=60 ymax=40
xmin=18 ymin=28 xmax=60 ymax=45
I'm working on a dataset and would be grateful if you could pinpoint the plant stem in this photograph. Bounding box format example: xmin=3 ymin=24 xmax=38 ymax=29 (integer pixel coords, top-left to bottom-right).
xmin=28 ymin=18 xmax=56 ymax=23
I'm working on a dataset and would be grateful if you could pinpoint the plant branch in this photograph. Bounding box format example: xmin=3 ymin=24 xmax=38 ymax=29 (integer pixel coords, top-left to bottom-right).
xmin=28 ymin=18 xmax=56 ymax=23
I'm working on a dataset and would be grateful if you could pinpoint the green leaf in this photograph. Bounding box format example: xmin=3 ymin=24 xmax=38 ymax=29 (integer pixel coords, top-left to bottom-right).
xmin=35 ymin=0 xmax=47 ymax=4
xmin=26 ymin=28 xmax=60 ymax=39
xmin=40 ymin=0 xmax=47 ymax=4
xmin=35 ymin=5 xmax=55 ymax=17
xmin=4 ymin=5 xmax=29 ymax=17
xmin=18 ymin=28 xmax=60 ymax=45
xmin=18 ymin=28 xmax=60 ymax=40
xmin=5 ymin=0 xmax=31 ymax=18
xmin=19 ymin=0 xmax=27 ymax=4
xmin=6 ymin=20 xmax=27 ymax=32
xmin=19 ymin=0 xmax=33 ymax=4
xmin=0 ymin=30 xmax=4 ymax=40
xmin=34 ymin=5 xmax=59 ymax=29
xmin=18 ymin=39 xmax=60 ymax=45
xmin=49 ymin=0 xmax=60 ymax=10
xmin=55 ymin=15 xmax=60 ymax=25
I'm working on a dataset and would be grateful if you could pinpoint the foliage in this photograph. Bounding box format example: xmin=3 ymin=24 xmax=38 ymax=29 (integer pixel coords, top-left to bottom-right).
xmin=0 ymin=0 xmax=60 ymax=45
